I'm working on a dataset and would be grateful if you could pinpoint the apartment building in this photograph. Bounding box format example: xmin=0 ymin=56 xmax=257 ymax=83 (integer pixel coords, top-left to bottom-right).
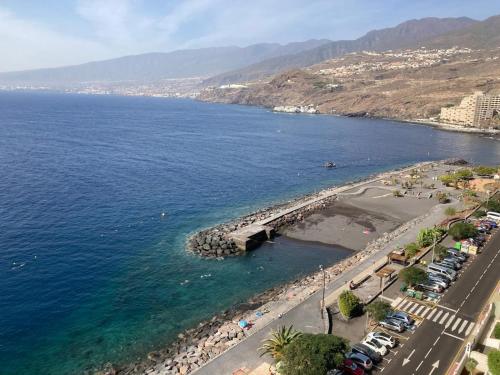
xmin=440 ymin=91 xmax=500 ymax=128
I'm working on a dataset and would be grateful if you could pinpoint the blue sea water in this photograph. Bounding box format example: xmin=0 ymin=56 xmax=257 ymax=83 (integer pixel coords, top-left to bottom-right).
xmin=0 ymin=91 xmax=498 ymax=375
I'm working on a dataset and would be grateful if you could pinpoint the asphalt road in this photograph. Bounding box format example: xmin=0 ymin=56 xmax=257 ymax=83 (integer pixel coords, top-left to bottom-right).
xmin=383 ymin=227 xmax=500 ymax=375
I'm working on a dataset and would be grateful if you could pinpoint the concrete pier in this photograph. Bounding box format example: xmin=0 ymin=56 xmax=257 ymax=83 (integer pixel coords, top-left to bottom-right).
xmin=230 ymin=224 xmax=274 ymax=251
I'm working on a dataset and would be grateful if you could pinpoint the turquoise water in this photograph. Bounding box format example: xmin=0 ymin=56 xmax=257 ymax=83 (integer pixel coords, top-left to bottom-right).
xmin=0 ymin=92 xmax=498 ymax=374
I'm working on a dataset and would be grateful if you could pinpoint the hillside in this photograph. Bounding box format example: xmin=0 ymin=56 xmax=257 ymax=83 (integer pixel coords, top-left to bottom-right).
xmin=203 ymin=17 xmax=478 ymax=86
xmin=198 ymin=47 xmax=500 ymax=120
xmin=0 ymin=40 xmax=329 ymax=87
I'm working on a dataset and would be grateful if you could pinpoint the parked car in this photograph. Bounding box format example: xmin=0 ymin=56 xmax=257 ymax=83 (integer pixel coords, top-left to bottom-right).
xmin=417 ymin=281 xmax=443 ymax=293
xmin=426 ymin=274 xmax=449 ymax=289
xmin=346 ymin=352 xmax=373 ymax=371
xmin=387 ymin=311 xmax=415 ymax=327
xmin=443 ymin=256 xmax=463 ymax=268
xmin=361 ymin=338 xmax=388 ymax=355
xmin=435 ymin=259 xmax=460 ymax=270
xmin=366 ymin=331 xmax=397 ymax=348
xmin=340 ymin=359 xmax=364 ymax=375
xmin=481 ymin=219 xmax=498 ymax=228
xmin=486 ymin=211 xmax=500 ymax=222
xmin=379 ymin=318 xmax=405 ymax=332
xmin=351 ymin=343 xmax=382 ymax=363
xmin=446 ymin=248 xmax=467 ymax=261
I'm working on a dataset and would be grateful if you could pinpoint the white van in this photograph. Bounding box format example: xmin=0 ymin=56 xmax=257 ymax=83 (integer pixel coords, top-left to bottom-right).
xmin=427 ymin=263 xmax=457 ymax=281
xmin=486 ymin=211 xmax=500 ymax=222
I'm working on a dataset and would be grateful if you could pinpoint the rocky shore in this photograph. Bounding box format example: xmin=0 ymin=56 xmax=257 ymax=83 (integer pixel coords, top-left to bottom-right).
xmin=99 ymin=201 xmax=435 ymax=375
xmin=187 ymin=161 xmax=434 ymax=258
xmin=187 ymin=194 xmax=338 ymax=257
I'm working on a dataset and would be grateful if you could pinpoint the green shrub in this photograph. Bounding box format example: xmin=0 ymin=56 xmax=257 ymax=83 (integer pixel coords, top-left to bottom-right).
xmin=473 ymin=165 xmax=497 ymax=176
xmin=465 ymin=357 xmax=478 ymax=374
xmin=365 ymin=300 xmax=392 ymax=322
xmin=456 ymin=168 xmax=473 ymax=180
xmin=404 ymin=243 xmax=420 ymax=258
xmin=439 ymin=174 xmax=457 ymax=187
xmin=281 ymin=334 xmax=349 ymax=375
xmin=399 ymin=267 xmax=427 ymax=287
xmin=444 ymin=207 xmax=456 ymax=216
xmin=495 ymin=322 xmax=500 ymax=339
xmin=448 ymin=222 xmax=478 ymax=240
xmin=488 ymin=349 xmax=500 ymax=375
xmin=472 ymin=209 xmax=486 ymax=218
xmin=338 ymin=290 xmax=361 ymax=319
xmin=437 ymin=191 xmax=450 ymax=204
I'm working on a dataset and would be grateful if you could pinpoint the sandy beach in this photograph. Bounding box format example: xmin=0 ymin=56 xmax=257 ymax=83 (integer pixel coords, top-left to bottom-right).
xmin=282 ymin=185 xmax=438 ymax=251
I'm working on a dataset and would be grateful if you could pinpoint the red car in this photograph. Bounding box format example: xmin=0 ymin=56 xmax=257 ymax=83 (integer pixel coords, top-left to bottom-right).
xmin=340 ymin=359 xmax=365 ymax=375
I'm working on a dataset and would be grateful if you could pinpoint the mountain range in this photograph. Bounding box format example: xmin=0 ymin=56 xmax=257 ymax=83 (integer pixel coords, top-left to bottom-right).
xmin=0 ymin=15 xmax=498 ymax=89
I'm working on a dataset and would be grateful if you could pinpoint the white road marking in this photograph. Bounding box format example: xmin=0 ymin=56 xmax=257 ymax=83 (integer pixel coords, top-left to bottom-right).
xmin=465 ymin=322 xmax=475 ymax=336
xmin=420 ymin=307 xmax=430 ymax=318
xmin=415 ymin=305 xmax=425 ymax=316
xmin=436 ymin=304 xmax=458 ymax=313
xmin=408 ymin=303 xmax=420 ymax=314
xmin=433 ymin=336 xmax=440 ymax=346
xmin=427 ymin=309 xmax=437 ymax=320
xmin=458 ymin=320 xmax=468 ymax=334
xmin=443 ymin=331 xmax=464 ymax=341
xmin=452 ymin=318 xmax=462 ymax=332
xmin=433 ymin=310 xmax=443 ymax=322
xmin=425 ymin=347 xmax=433 ymax=358
xmin=416 ymin=360 xmax=424 ymax=371
xmin=440 ymin=312 xmax=449 ymax=325
xmin=445 ymin=315 xmax=455 ymax=329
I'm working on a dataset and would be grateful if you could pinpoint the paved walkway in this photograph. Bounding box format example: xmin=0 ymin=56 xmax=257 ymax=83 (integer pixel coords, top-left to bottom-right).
xmin=193 ymin=201 xmax=456 ymax=375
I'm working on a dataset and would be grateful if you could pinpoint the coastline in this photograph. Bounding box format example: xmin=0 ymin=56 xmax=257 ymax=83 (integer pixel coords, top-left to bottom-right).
xmin=99 ymin=160 xmax=463 ymax=375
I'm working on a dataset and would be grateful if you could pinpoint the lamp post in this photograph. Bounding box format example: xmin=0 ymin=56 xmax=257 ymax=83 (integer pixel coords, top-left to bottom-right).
xmin=431 ymin=231 xmax=437 ymax=263
xmin=319 ymin=265 xmax=326 ymax=319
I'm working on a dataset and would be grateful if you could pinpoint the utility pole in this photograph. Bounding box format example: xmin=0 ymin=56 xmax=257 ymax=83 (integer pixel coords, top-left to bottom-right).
xmin=431 ymin=231 xmax=437 ymax=263
xmin=319 ymin=265 xmax=326 ymax=319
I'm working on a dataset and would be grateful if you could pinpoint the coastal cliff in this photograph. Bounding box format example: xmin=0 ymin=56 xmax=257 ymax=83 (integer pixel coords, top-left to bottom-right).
xmin=198 ymin=47 xmax=500 ymax=122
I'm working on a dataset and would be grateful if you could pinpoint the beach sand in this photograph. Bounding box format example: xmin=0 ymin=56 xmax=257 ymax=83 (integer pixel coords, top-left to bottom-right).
xmin=281 ymin=187 xmax=438 ymax=251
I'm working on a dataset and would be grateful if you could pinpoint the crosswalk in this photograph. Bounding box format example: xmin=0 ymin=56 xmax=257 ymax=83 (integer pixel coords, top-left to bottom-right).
xmin=397 ymin=299 xmax=475 ymax=337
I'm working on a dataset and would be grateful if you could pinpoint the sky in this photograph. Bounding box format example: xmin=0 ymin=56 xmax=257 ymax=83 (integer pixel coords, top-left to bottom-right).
xmin=1 ymin=0 xmax=500 ymax=72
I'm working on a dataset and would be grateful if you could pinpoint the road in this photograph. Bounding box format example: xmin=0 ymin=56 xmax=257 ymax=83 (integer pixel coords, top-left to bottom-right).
xmin=192 ymin=204 xmax=451 ymax=375
xmin=383 ymin=227 xmax=500 ymax=375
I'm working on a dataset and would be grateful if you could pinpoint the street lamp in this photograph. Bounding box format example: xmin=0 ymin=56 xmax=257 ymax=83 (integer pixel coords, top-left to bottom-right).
xmin=431 ymin=230 xmax=437 ymax=263
xmin=319 ymin=265 xmax=326 ymax=319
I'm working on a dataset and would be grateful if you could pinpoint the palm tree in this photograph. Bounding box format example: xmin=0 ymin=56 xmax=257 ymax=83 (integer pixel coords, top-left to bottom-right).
xmin=259 ymin=325 xmax=302 ymax=361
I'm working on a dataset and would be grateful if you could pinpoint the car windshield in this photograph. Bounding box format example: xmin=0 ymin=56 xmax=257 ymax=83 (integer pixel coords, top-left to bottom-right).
xmin=369 ymin=340 xmax=382 ymax=348
xmin=376 ymin=332 xmax=390 ymax=339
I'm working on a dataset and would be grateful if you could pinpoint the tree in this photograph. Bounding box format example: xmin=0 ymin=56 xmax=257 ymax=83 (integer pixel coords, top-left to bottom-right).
xmin=448 ymin=222 xmax=478 ymax=241
xmin=399 ymin=267 xmax=427 ymax=287
xmin=417 ymin=227 xmax=445 ymax=247
xmin=488 ymin=349 xmax=500 ymax=375
xmin=444 ymin=207 xmax=456 ymax=216
xmin=487 ymin=198 xmax=500 ymax=213
xmin=338 ymin=290 xmax=361 ymax=319
xmin=404 ymin=243 xmax=420 ymax=258
xmin=259 ymin=326 xmax=302 ymax=361
xmin=495 ymin=323 xmax=500 ymax=339
xmin=434 ymin=244 xmax=448 ymax=261
xmin=281 ymin=334 xmax=349 ymax=375
xmin=365 ymin=300 xmax=392 ymax=322
xmin=465 ymin=357 xmax=478 ymax=374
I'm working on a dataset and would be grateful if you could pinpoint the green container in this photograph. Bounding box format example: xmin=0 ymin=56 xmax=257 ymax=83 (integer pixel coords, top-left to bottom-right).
xmin=454 ymin=242 xmax=461 ymax=250
xmin=415 ymin=291 xmax=424 ymax=300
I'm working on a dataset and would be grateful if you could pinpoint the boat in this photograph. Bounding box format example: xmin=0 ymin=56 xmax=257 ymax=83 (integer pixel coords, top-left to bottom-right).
xmin=324 ymin=161 xmax=336 ymax=168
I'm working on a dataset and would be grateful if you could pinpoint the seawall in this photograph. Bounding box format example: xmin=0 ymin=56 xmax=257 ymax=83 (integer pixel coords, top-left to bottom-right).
xmin=186 ymin=161 xmax=436 ymax=258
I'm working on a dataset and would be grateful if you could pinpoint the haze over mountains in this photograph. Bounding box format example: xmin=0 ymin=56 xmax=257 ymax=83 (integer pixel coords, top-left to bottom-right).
xmin=0 ymin=15 xmax=498 ymax=89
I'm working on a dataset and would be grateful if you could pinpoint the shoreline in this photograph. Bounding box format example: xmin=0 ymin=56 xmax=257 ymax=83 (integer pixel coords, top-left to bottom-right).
xmin=186 ymin=160 xmax=436 ymax=258
xmin=98 ymin=159 xmax=464 ymax=375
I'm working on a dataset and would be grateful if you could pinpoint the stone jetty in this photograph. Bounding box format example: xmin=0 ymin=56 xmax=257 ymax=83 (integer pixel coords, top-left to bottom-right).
xmin=187 ymin=161 xmax=433 ymax=258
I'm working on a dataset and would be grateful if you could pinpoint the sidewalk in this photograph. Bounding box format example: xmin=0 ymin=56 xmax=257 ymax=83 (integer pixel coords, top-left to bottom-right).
xmin=192 ymin=201 xmax=456 ymax=375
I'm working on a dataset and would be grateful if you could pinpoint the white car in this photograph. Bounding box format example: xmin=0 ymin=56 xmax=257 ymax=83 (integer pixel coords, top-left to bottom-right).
xmin=366 ymin=331 xmax=397 ymax=348
xmin=487 ymin=211 xmax=500 ymax=222
xmin=361 ymin=338 xmax=388 ymax=355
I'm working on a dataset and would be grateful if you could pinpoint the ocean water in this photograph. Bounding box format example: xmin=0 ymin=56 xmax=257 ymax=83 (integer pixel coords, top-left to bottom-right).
xmin=0 ymin=92 xmax=498 ymax=375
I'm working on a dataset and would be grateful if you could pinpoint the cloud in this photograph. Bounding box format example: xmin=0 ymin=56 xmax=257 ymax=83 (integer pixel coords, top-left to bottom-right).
xmin=0 ymin=7 xmax=109 ymax=72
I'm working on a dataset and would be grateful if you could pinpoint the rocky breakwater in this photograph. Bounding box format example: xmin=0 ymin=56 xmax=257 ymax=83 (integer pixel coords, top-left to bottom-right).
xmin=187 ymin=193 xmax=338 ymax=258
